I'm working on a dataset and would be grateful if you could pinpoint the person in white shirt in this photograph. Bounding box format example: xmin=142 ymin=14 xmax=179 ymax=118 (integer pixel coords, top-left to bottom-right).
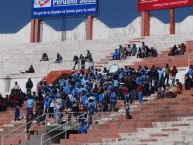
xmin=13 ymin=82 xmax=20 ymax=90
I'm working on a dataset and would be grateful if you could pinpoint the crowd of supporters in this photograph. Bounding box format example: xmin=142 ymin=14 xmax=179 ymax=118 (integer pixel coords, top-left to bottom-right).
xmin=6 ymin=64 xmax=192 ymax=127
xmin=0 ymin=41 xmax=192 ymax=134
xmin=112 ymin=42 xmax=158 ymax=60
xmin=73 ymin=50 xmax=94 ymax=70
xmin=168 ymin=43 xmax=186 ymax=56
xmin=40 ymin=52 xmax=63 ymax=63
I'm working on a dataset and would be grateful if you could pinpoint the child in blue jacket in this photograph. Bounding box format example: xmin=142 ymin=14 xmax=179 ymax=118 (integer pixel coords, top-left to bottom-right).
xmin=15 ymin=103 xmax=20 ymax=121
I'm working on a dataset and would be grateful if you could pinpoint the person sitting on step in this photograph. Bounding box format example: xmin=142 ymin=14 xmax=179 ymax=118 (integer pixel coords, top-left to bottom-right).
xmin=165 ymin=79 xmax=182 ymax=98
xmin=112 ymin=48 xmax=121 ymax=60
xmin=55 ymin=53 xmax=63 ymax=63
xmin=26 ymin=65 xmax=35 ymax=73
xmin=40 ymin=53 xmax=49 ymax=61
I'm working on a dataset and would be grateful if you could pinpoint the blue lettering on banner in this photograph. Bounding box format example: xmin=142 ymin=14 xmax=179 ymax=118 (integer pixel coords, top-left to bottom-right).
xmin=32 ymin=0 xmax=98 ymax=18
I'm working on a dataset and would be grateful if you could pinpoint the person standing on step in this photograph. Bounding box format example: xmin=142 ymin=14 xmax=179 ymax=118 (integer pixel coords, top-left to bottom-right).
xmin=80 ymin=54 xmax=86 ymax=70
xmin=88 ymin=57 xmax=94 ymax=72
xmin=54 ymin=100 xmax=61 ymax=125
xmin=88 ymin=97 xmax=95 ymax=125
xmin=137 ymin=83 xmax=143 ymax=104
xmin=26 ymin=78 xmax=33 ymax=96
xmin=15 ymin=102 xmax=20 ymax=121
xmin=158 ymin=67 xmax=164 ymax=89
xmin=26 ymin=95 xmax=34 ymax=133
xmin=85 ymin=50 xmax=92 ymax=62
xmin=185 ymin=73 xmax=192 ymax=90
xmin=164 ymin=64 xmax=170 ymax=86
xmin=123 ymin=83 xmax=129 ymax=106
xmin=110 ymin=89 xmax=117 ymax=111
xmin=170 ymin=66 xmax=178 ymax=85
xmin=131 ymin=76 xmax=137 ymax=101
xmin=73 ymin=55 xmax=79 ymax=70
xmin=125 ymin=102 xmax=130 ymax=119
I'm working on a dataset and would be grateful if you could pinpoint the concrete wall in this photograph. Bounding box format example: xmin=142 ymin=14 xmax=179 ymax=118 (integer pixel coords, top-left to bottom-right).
xmin=0 ymin=1 xmax=192 ymax=44
xmin=0 ymin=23 xmax=31 ymax=45
xmin=176 ymin=15 xmax=193 ymax=34
xmin=0 ymin=76 xmax=42 ymax=97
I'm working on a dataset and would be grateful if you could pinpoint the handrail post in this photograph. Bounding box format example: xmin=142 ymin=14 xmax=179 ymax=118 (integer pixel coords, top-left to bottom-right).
xmin=25 ymin=120 xmax=27 ymax=140
xmin=64 ymin=125 xmax=67 ymax=139
xmin=65 ymin=112 xmax=69 ymax=139
xmin=78 ymin=59 xmax=80 ymax=70
xmin=41 ymin=134 xmax=43 ymax=145
xmin=41 ymin=112 xmax=87 ymax=144
xmin=2 ymin=113 xmax=47 ymax=145
xmin=44 ymin=113 xmax=48 ymax=132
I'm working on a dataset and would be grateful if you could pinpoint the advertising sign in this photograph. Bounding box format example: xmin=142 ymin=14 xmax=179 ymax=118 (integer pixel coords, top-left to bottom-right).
xmin=138 ymin=0 xmax=193 ymax=11
xmin=32 ymin=0 xmax=98 ymax=18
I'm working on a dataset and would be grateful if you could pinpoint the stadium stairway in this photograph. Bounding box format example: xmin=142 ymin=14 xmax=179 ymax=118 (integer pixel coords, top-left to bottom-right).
xmin=0 ymin=103 xmax=27 ymax=144
xmin=0 ymin=39 xmax=126 ymax=77
xmin=0 ymin=34 xmax=193 ymax=144
xmin=95 ymin=38 xmax=193 ymax=70
xmin=43 ymin=38 xmax=193 ymax=85
xmin=41 ymin=36 xmax=193 ymax=84
xmin=0 ymin=33 xmax=193 ymax=77
xmin=129 ymin=40 xmax=193 ymax=69
xmin=2 ymin=89 xmax=193 ymax=145
xmin=0 ymin=99 xmax=124 ymax=145
xmin=0 ymin=33 xmax=193 ymax=95
xmin=52 ymin=88 xmax=193 ymax=145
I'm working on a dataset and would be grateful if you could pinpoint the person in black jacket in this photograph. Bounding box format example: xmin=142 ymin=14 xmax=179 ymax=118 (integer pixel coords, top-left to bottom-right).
xmin=73 ymin=55 xmax=79 ymax=70
xmin=55 ymin=53 xmax=63 ymax=63
xmin=40 ymin=53 xmax=49 ymax=62
xmin=26 ymin=65 xmax=35 ymax=73
xmin=26 ymin=78 xmax=33 ymax=95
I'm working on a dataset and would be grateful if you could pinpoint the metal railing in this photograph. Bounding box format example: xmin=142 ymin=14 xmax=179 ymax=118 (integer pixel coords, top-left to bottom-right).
xmin=1 ymin=111 xmax=87 ymax=145
xmin=1 ymin=113 xmax=47 ymax=145
xmin=40 ymin=112 xmax=87 ymax=145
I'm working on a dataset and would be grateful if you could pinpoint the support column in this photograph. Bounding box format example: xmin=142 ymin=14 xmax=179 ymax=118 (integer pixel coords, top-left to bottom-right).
xmin=141 ymin=11 xmax=146 ymax=36
xmin=141 ymin=11 xmax=150 ymax=36
xmin=30 ymin=19 xmax=41 ymax=43
xmin=145 ymin=11 xmax=150 ymax=36
xmin=30 ymin=20 xmax=35 ymax=43
xmin=34 ymin=19 xmax=41 ymax=42
xmin=170 ymin=8 xmax=175 ymax=34
xmin=86 ymin=16 xmax=93 ymax=40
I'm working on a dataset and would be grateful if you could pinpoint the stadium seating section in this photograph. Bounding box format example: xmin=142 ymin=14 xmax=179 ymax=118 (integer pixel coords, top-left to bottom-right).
xmin=0 ymin=33 xmax=193 ymax=145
